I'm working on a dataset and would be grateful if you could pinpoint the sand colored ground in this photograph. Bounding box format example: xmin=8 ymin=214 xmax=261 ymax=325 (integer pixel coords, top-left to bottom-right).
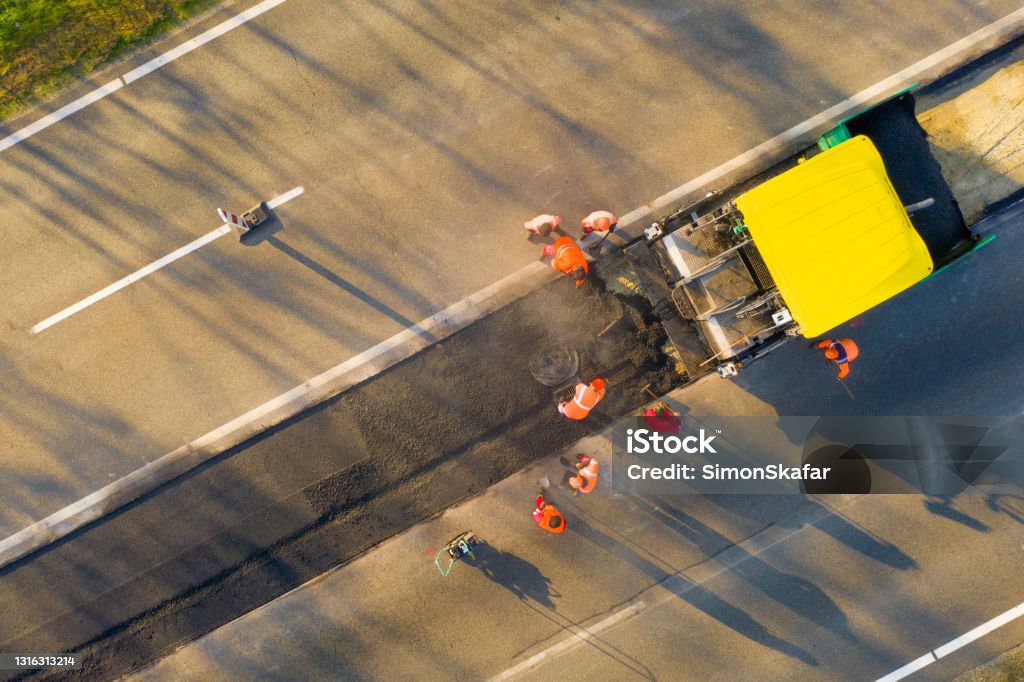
xmin=921 ymin=56 xmax=1024 ymax=223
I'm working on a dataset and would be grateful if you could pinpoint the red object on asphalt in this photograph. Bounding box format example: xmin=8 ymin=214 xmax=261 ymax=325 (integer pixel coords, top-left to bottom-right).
xmin=644 ymin=408 xmax=679 ymax=433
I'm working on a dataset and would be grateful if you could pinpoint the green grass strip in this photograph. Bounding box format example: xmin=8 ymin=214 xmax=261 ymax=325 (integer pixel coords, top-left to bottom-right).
xmin=0 ymin=0 xmax=221 ymax=121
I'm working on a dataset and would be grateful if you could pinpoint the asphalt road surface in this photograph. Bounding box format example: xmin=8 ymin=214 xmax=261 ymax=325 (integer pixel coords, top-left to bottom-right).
xmin=0 ymin=256 xmax=683 ymax=681
xmin=1 ymin=196 xmax=1022 ymax=680
xmin=1 ymin=0 xmax=1021 ymax=540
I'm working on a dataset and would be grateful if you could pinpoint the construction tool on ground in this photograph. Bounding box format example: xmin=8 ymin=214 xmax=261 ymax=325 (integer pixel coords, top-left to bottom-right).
xmin=587 ymin=228 xmax=615 ymax=256
xmin=822 ymin=357 xmax=857 ymax=401
xmin=434 ymin=531 xmax=480 ymax=577
xmin=641 ymin=383 xmax=679 ymax=416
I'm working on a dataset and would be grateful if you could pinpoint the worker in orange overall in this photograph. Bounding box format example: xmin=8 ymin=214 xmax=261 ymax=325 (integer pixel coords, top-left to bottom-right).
xmin=558 ymin=378 xmax=606 ymax=419
xmin=569 ymin=454 xmax=600 ymax=495
xmin=817 ymin=338 xmax=859 ymax=380
xmin=543 ymin=236 xmax=589 ymax=287
xmin=532 ymin=495 xmax=566 ymax=534
xmin=524 ymin=214 xmax=561 ymax=238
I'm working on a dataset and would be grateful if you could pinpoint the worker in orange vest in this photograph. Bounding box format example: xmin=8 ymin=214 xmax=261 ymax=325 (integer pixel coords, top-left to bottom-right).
xmin=543 ymin=236 xmax=589 ymax=287
xmin=524 ymin=214 xmax=561 ymax=238
xmin=558 ymin=378 xmax=606 ymax=419
xmin=569 ymin=454 xmax=600 ymax=495
xmin=581 ymin=210 xmax=617 ymax=235
xmin=532 ymin=495 xmax=566 ymax=534
xmin=817 ymin=338 xmax=859 ymax=380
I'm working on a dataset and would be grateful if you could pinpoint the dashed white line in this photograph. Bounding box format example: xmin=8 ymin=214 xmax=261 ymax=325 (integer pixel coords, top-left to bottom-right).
xmin=0 ymin=0 xmax=290 ymax=153
xmin=30 ymin=186 xmax=304 ymax=334
xmin=876 ymin=600 xmax=1024 ymax=682
xmin=30 ymin=226 xmax=231 ymax=335
xmin=266 ymin=185 xmax=304 ymax=208
xmin=488 ymin=602 xmax=647 ymax=682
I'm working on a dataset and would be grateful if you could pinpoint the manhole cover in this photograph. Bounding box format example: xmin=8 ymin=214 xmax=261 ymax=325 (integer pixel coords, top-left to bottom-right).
xmin=529 ymin=345 xmax=579 ymax=386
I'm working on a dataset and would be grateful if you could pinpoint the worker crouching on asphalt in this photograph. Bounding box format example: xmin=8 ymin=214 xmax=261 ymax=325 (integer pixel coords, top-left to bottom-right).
xmin=524 ymin=214 xmax=562 ymax=238
xmin=532 ymin=495 xmax=566 ymax=534
xmin=543 ymin=236 xmax=589 ymax=287
xmin=569 ymin=454 xmax=600 ymax=495
xmin=580 ymin=210 xmax=617 ymax=236
xmin=580 ymin=209 xmax=618 ymax=255
xmin=817 ymin=338 xmax=859 ymax=380
xmin=643 ymin=406 xmax=680 ymax=433
xmin=558 ymin=378 xmax=606 ymax=419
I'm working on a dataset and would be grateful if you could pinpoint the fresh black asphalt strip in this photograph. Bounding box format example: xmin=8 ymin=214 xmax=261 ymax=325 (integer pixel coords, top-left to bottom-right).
xmin=0 ymin=254 xmax=681 ymax=681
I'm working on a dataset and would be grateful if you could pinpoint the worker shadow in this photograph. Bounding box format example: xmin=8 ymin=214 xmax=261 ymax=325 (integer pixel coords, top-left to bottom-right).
xmin=637 ymin=497 xmax=859 ymax=645
xmin=924 ymin=495 xmax=991 ymax=532
xmin=986 ymin=493 xmax=1024 ymax=524
xmin=463 ymin=544 xmax=559 ymax=609
xmin=700 ymin=494 xmax=916 ymax=571
xmin=566 ymin=512 xmax=819 ymax=667
xmin=802 ymin=500 xmax=917 ymax=570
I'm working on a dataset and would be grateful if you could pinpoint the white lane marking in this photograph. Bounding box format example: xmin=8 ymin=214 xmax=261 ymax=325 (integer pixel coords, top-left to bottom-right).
xmin=266 ymin=185 xmax=304 ymax=208
xmin=30 ymin=185 xmax=304 ymax=334
xmin=30 ymin=226 xmax=231 ymax=335
xmin=122 ymin=0 xmax=288 ymax=84
xmin=877 ymin=653 xmax=938 ymax=682
xmin=934 ymin=601 xmax=1024 ymax=658
xmin=876 ymin=600 xmax=1024 ymax=681
xmin=619 ymin=4 xmax=1024 ymax=228
xmin=487 ymin=602 xmax=646 ymax=682
xmin=0 ymin=79 xmax=123 ymax=153
xmin=0 ymin=261 xmax=559 ymax=570
xmin=0 ymin=0 xmax=290 ymax=153
xmin=4 ymin=5 xmax=1024 ymax=568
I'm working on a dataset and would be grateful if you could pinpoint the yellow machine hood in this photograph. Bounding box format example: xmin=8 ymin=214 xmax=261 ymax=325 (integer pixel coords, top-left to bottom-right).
xmin=736 ymin=135 xmax=933 ymax=338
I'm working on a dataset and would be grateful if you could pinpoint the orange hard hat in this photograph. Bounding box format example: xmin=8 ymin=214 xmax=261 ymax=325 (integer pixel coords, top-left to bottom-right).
xmin=824 ymin=348 xmax=839 ymax=360
xmin=591 ymin=378 xmax=605 ymax=391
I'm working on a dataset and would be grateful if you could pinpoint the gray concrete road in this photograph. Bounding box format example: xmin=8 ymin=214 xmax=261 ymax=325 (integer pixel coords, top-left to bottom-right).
xmin=126 ymin=411 xmax=1024 ymax=682
xmin=1 ymin=0 xmax=1021 ymax=538
xmin=6 ymin=197 xmax=1017 ymax=680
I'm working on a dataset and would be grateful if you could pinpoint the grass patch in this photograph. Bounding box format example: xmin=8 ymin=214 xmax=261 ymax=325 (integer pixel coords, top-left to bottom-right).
xmin=0 ymin=0 xmax=222 ymax=121
xmin=955 ymin=641 xmax=1024 ymax=682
